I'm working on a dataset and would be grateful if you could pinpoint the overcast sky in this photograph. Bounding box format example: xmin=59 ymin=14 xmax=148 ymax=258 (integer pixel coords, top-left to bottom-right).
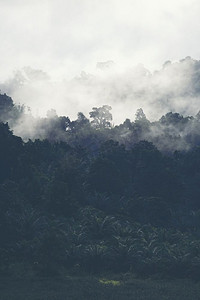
xmin=0 ymin=0 xmax=200 ymax=80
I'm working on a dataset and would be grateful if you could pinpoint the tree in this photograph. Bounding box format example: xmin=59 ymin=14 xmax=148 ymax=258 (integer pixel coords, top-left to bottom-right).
xmin=131 ymin=109 xmax=150 ymax=143
xmin=89 ymin=105 xmax=112 ymax=129
xmin=135 ymin=108 xmax=147 ymax=121
xmin=0 ymin=93 xmax=24 ymax=124
xmin=0 ymin=123 xmax=23 ymax=182
xmin=87 ymin=141 xmax=130 ymax=195
xmin=69 ymin=112 xmax=90 ymax=132
xmin=0 ymin=94 xmax=14 ymax=122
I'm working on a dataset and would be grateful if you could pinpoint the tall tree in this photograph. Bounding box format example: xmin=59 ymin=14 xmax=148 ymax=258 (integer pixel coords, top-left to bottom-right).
xmin=89 ymin=105 xmax=112 ymax=129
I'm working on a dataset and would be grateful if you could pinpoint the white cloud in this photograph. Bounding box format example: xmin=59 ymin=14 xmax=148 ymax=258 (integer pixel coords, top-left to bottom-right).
xmin=0 ymin=0 xmax=200 ymax=80
xmin=1 ymin=0 xmax=200 ymax=126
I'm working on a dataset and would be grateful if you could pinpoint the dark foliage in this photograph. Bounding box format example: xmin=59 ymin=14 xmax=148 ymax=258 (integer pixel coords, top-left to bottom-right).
xmin=1 ymin=93 xmax=200 ymax=278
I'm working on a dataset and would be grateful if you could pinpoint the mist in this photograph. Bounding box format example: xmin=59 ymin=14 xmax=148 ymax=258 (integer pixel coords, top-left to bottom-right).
xmin=1 ymin=57 xmax=200 ymax=153
xmin=1 ymin=1 xmax=200 ymax=151
xmin=1 ymin=0 xmax=200 ymax=77
xmin=1 ymin=57 xmax=200 ymax=124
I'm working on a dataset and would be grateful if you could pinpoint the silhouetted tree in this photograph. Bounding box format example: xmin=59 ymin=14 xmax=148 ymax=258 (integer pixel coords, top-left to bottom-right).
xmin=89 ymin=105 xmax=112 ymax=129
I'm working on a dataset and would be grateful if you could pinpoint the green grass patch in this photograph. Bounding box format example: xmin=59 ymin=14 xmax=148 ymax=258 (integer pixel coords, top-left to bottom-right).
xmin=99 ymin=278 xmax=121 ymax=286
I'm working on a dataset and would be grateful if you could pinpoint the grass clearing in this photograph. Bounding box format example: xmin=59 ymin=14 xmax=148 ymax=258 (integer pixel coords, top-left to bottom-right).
xmin=99 ymin=278 xmax=121 ymax=286
xmin=0 ymin=274 xmax=200 ymax=300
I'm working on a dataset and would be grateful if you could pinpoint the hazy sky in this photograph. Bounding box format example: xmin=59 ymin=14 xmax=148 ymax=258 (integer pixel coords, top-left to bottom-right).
xmin=0 ymin=0 xmax=200 ymax=80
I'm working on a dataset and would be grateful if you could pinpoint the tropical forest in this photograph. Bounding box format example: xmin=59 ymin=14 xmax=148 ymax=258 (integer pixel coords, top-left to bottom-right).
xmin=2 ymin=58 xmax=200 ymax=299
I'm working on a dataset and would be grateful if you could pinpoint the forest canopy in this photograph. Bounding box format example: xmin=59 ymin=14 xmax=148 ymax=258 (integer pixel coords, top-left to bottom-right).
xmin=1 ymin=89 xmax=200 ymax=278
